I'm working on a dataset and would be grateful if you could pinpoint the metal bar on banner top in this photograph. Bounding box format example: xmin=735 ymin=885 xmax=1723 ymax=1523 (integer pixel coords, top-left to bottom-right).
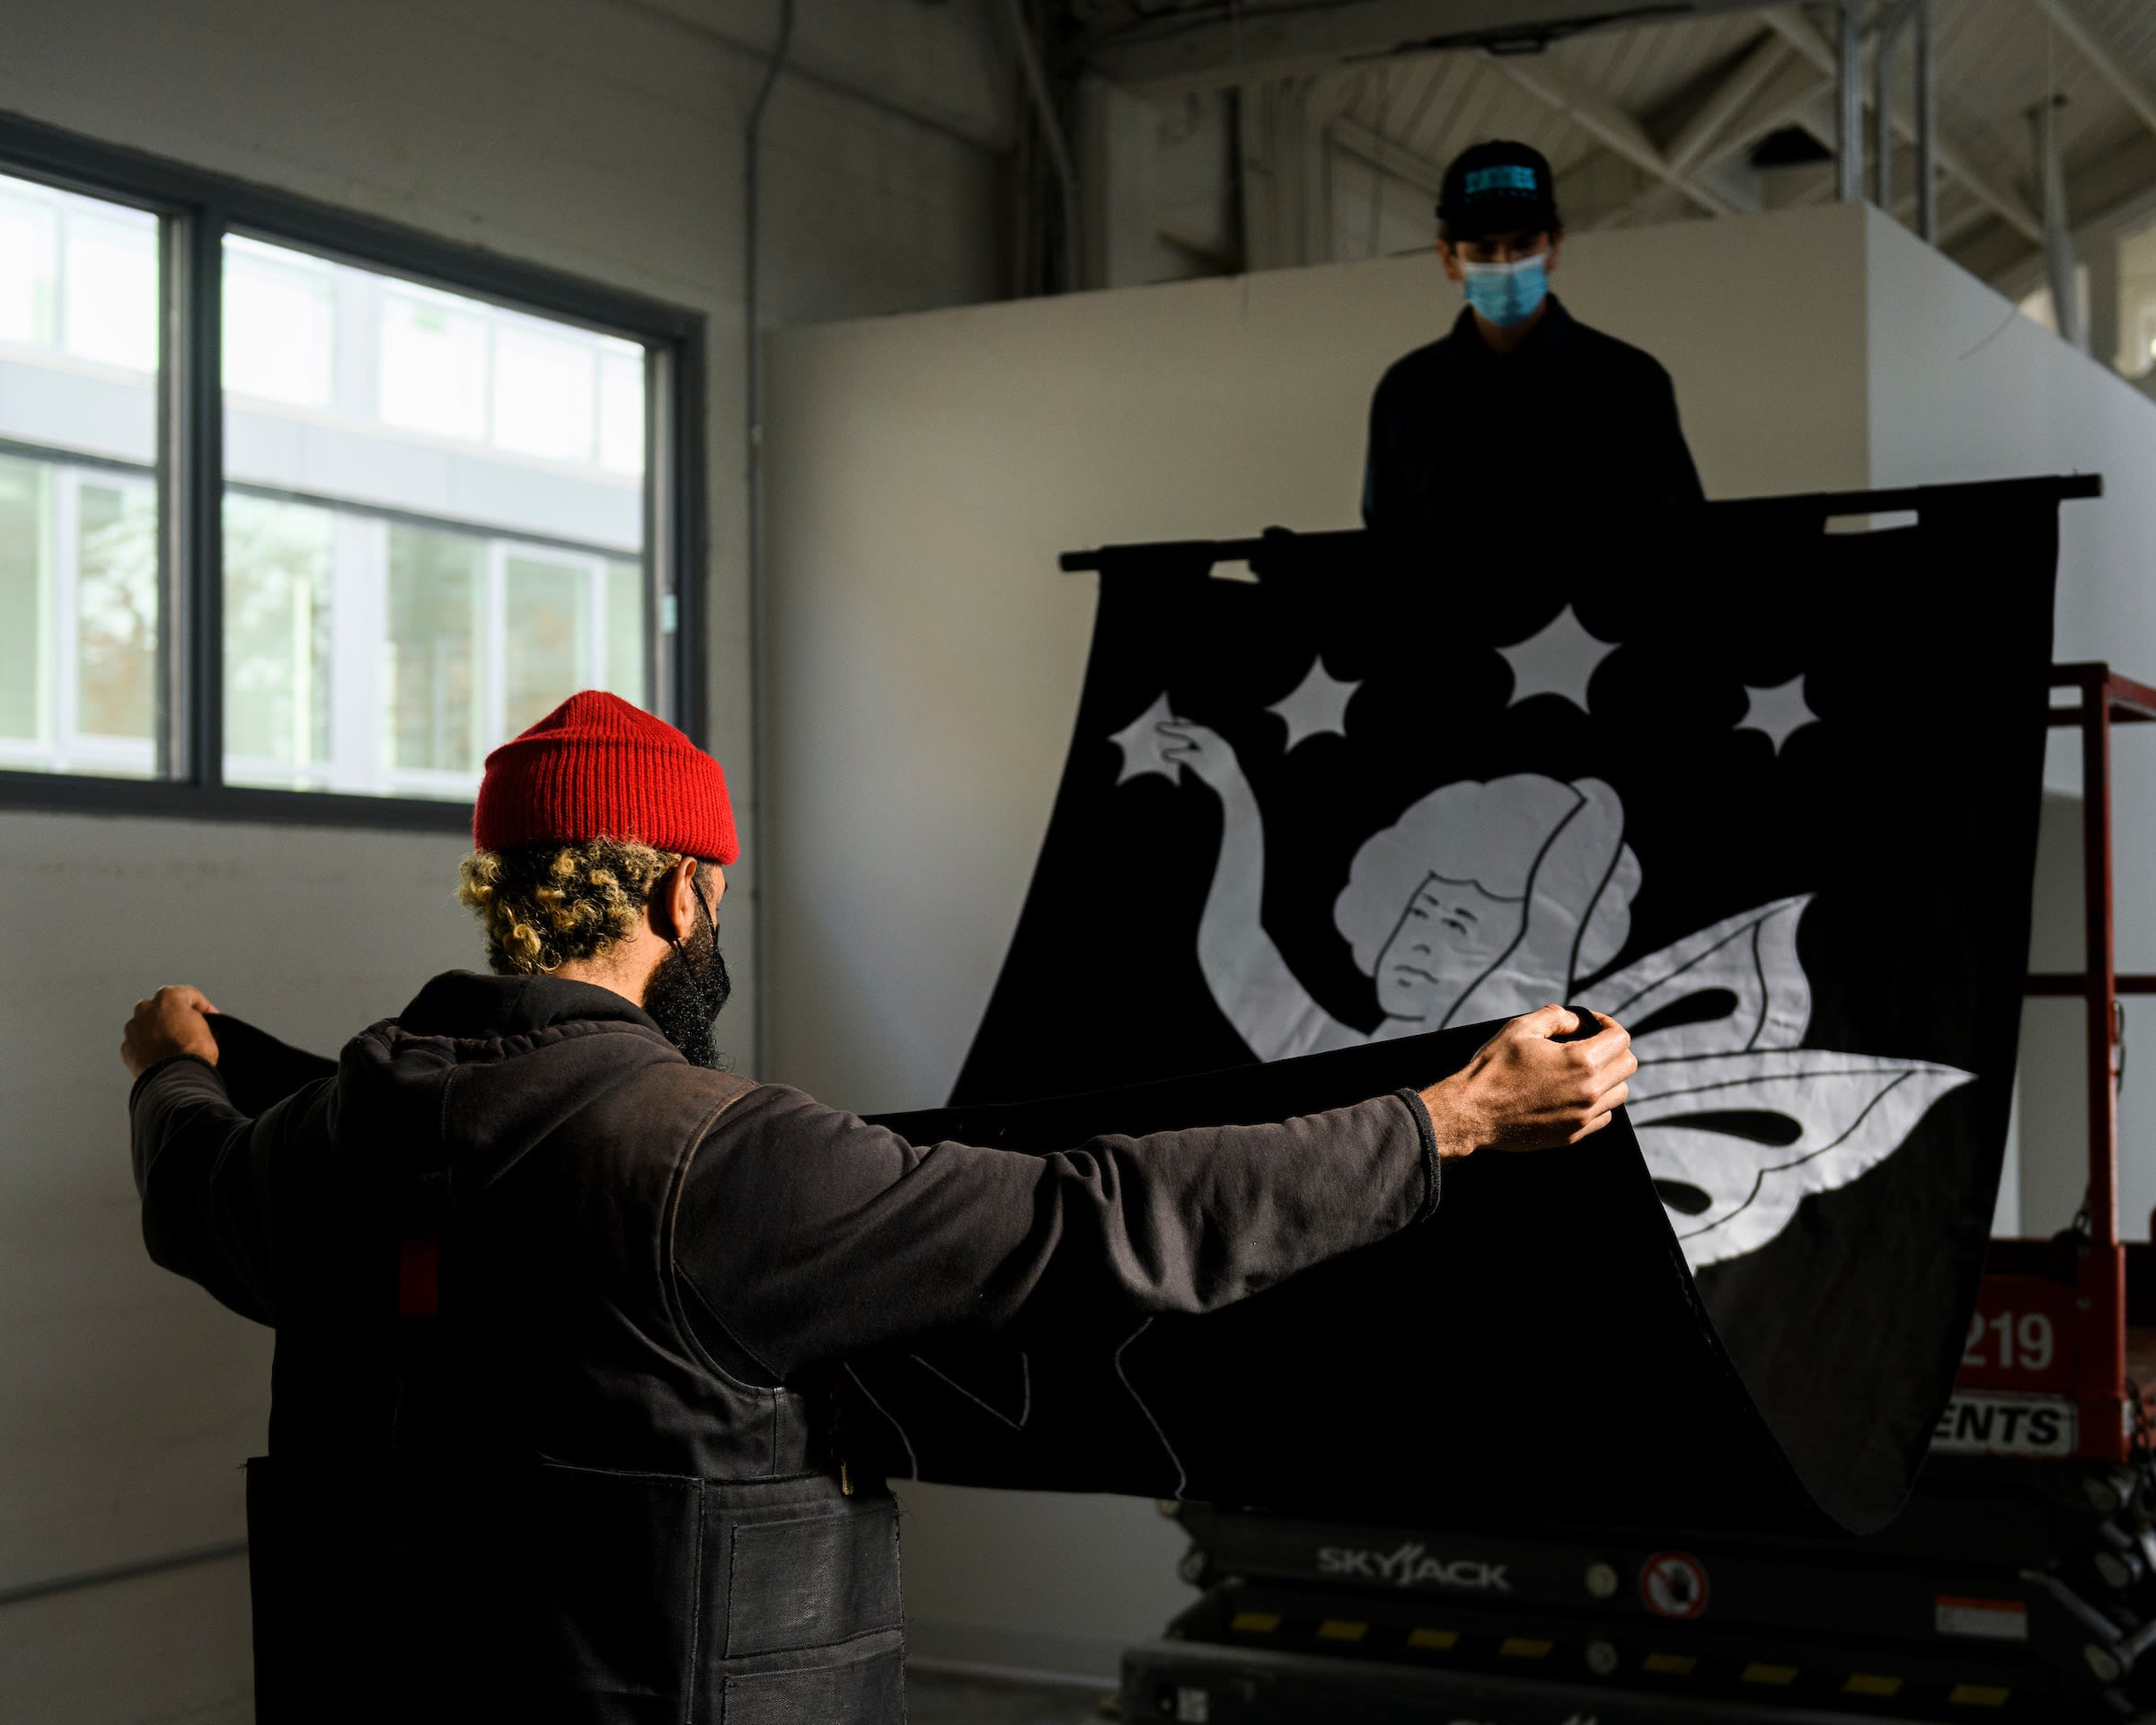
xmin=1056 ymin=475 xmax=2105 ymax=573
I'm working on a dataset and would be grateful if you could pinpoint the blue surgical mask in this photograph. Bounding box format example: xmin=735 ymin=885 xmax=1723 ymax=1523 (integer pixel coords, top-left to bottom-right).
xmin=1460 ymin=253 xmax=1549 ymax=329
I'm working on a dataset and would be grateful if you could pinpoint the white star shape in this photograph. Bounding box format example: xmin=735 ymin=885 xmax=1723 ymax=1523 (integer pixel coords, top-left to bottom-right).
xmin=1107 ymin=691 xmax=1181 ymax=784
xmin=1268 ymin=656 xmax=1362 ymax=751
xmin=1497 ymin=605 xmax=1618 ymax=713
xmin=1736 ymin=675 xmax=1820 ymax=756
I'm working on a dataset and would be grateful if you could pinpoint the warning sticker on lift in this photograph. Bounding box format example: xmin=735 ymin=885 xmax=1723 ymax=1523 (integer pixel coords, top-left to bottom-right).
xmin=1935 ymin=1596 xmax=2030 ymax=1641
xmin=1639 ymin=1552 xmax=1710 ymax=1620
xmin=1931 ymin=1391 xmax=2076 ymax=1457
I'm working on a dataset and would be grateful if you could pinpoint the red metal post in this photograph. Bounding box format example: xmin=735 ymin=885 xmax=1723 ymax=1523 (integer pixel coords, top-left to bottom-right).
xmin=2081 ymin=668 xmax=2127 ymax=1451
xmin=2086 ymin=671 xmax=2121 ymax=1250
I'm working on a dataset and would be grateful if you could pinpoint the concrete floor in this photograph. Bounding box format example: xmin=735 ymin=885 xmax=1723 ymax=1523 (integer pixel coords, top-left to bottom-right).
xmin=906 ymin=1668 xmax=1118 ymax=1723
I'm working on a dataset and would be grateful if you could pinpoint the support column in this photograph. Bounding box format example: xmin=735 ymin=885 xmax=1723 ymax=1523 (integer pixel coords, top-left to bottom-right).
xmin=1873 ymin=15 xmax=1895 ymax=207
xmin=2089 ymin=225 xmax=2122 ymax=373
xmin=1914 ymin=0 xmax=1938 ymax=240
xmin=1239 ymin=81 xmax=1328 ymax=270
xmin=1836 ymin=1 xmax=1864 ymax=202
xmin=2033 ymin=95 xmax=2088 ymax=349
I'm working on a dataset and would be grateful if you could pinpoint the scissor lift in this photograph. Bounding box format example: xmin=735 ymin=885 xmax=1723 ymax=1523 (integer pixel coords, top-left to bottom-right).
xmin=1124 ymin=664 xmax=2156 ymax=1724
xmin=1956 ymin=666 xmax=2156 ymax=1473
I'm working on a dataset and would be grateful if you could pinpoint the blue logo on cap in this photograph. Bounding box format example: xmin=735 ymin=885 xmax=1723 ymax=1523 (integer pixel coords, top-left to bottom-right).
xmin=1464 ymin=164 xmax=1540 ymax=199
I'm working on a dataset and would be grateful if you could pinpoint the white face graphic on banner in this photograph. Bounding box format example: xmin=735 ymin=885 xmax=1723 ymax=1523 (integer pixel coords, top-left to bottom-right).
xmin=1121 ymin=661 xmax=1972 ymax=1269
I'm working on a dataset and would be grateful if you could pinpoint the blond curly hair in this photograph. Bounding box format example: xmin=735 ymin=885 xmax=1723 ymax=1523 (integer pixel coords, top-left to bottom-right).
xmin=457 ymin=837 xmax=689 ymax=975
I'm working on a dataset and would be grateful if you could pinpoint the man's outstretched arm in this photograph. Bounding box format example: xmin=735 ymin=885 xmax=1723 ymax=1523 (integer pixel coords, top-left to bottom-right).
xmin=122 ymin=986 xmax=294 ymax=1325
xmin=671 ymin=1006 xmax=1635 ymax=1383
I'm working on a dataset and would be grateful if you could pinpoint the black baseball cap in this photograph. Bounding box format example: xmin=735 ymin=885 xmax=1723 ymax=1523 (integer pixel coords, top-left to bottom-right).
xmin=1437 ymin=140 xmax=1561 ymax=242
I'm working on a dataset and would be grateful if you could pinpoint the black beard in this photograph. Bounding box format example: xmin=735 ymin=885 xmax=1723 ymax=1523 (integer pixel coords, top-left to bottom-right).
xmin=643 ymin=919 xmax=732 ymax=1069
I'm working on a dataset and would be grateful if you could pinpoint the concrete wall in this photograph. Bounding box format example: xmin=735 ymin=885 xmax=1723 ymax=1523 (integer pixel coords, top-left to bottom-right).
xmin=0 ymin=3 xmax=1010 ymax=1717
xmin=763 ymin=202 xmax=1879 ymax=1677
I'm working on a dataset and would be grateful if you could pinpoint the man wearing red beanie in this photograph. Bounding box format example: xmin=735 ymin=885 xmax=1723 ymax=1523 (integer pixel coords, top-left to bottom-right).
xmin=119 ymin=691 xmax=1634 ymax=1724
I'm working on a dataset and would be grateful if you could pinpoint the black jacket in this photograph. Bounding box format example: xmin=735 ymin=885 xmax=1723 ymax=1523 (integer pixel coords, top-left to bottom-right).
xmin=130 ymin=970 xmax=1442 ymax=1722
xmin=1362 ymin=296 xmax=1704 ymax=539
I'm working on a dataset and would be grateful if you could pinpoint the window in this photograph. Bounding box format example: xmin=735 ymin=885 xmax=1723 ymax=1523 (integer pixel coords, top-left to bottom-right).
xmin=0 ymin=172 xmax=161 ymax=781
xmin=222 ymin=237 xmax=332 ymax=408
xmin=0 ymin=114 xmax=702 ymax=827
xmin=2115 ymin=216 xmax=2156 ymax=380
xmin=218 ymin=240 xmax=653 ymax=800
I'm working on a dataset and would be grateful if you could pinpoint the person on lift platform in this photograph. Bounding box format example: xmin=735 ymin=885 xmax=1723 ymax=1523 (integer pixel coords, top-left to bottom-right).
xmin=1362 ymin=139 xmax=1706 ymax=539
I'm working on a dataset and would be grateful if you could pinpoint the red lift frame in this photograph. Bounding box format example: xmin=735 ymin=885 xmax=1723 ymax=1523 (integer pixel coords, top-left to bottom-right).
xmin=1955 ymin=665 xmax=2156 ymax=1463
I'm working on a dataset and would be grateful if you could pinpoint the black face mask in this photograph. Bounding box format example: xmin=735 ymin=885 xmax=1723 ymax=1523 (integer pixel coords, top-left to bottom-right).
xmin=643 ymin=876 xmax=732 ymax=1069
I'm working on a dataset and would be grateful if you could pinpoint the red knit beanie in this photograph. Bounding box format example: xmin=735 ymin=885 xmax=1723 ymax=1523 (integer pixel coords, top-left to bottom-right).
xmin=472 ymin=691 xmax=738 ymax=864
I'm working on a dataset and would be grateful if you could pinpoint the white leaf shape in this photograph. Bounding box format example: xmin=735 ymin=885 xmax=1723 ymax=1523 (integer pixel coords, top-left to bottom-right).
xmin=1581 ymin=895 xmax=1813 ymax=1060
xmin=1632 ymin=1049 xmax=1975 ymax=1269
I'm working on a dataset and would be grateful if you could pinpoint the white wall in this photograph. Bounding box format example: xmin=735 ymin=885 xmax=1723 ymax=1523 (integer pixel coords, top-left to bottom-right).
xmin=1861 ymin=205 xmax=2156 ymax=1237
xmin=764 ymin=203 xmax=1878 ymax=1677
xmin=764 ymin=199 xmax=2156 ymax=1677
xmin=0 ymin=816 xmax=473 ymax=1722
xmin=0 ymin=3 xmax=1010 ymax=1717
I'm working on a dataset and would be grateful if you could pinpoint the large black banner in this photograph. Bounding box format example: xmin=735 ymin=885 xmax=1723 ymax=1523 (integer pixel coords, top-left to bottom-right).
xmin=847 ymin=490 xmax=2062 ymax=1535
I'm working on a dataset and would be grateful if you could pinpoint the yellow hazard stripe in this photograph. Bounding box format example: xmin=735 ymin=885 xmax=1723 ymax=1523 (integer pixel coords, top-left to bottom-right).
xmin=1407 ymin=1628 xmax=1459 ymax=1650
xmin=1845 ymin=1674 xmax=1903 ymax=1696
xmin=1949 ymin=1685 xmax=2010 ymax=1707
xmin=1643 ymin=1653 xmax=1697 ymax=1676
xmin=1742 ymin=1663 xmax=1798 ymax=1685
xmin=1228 ymin=1612 xmax=1279 ymax=1634
xmin=1500 ymin=1637 xmax=1553 ymax=1659
xmin=1316 ymin=1620 xmax=1367 ymax=1642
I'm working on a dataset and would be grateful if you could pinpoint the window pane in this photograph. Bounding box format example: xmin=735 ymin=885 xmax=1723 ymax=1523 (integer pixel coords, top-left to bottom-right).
xmin=0 ymin=175 xmax=162 ymax=781
xmin=386 ymin=525 xmax=484 ymax=774
xmin=493 ymin=319 xmax=596 ymax=464
xmin=2116 ymin=217 xmax=2156 ymax=379
xmin=75 ymin=479 xmax=158 ymax=740
xmin=604 ymin=560 xmax=647 ymax=706
xmin=502 ymin=553 xmax=588 ymax=736
xmin=0 ymin=457 xmax=46 ymax=741
xmin=379 ymin=287 xmax=489 ymax=441
xmin=0 ymin=186 xmax=57 ymax=347
xmin=224 ymin=237 xmax=333 ymax=406
xmin=597 ymin=346 xmax=643 ymax=475
xmin=222 ymin=236 xmax=652 ymax=801
xmin=223 ymin=494 xmax=332 ymax=787
xmin=64 ymin=208 xmax=158 ymax=372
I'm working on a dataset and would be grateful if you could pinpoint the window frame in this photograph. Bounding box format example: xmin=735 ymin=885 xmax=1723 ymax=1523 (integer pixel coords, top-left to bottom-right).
xmin=0 ymin=109 xmax=707 ymax=833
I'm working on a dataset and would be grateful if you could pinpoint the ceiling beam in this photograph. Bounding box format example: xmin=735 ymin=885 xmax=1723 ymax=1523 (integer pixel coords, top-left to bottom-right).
xmin=1664 ymin=34 xmax=1795 ymax=175
xmin=1954 ymin=128 xmax=2156 ymax=285
xmin=1764 ymin=7 xmax=2043 ymax=241
xmin=1331 ymin=116 xmax=1448 ymax=201
xmin=1705 ymin=53 xmax=1838 ymax=164
xmin=1934 ymin=186 xmax=1999 ymax=246
xmin=1081 ymin=0 xmax=1772 ymax=96
xmin=1480 ymin=49 xmax=1750 ymax=218
xmin=1792 ymin=90 xmax=2041 ymax=240
xmin=1594 ymin=50 xmax=1833 ymax=228
xmin=2024 ymin=0 xmax=2156 ymax=142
